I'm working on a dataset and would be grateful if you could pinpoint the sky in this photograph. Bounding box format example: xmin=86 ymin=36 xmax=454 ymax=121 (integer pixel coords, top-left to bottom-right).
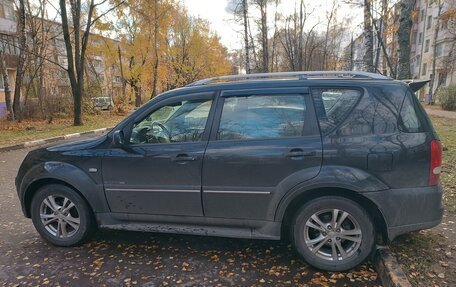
xmin=181 ymin=0 xmax=364 ymax=52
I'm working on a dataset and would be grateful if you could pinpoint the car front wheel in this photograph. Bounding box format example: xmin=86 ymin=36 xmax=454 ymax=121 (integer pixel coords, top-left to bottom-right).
xmin=31 ymin=184 xmax=96 ymax=246
xmin=291 ymin=196 xmax=375 ymax=271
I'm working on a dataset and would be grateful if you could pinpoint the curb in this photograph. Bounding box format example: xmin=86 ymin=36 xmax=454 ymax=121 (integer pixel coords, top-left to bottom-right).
xmin=373 ymin=246 xmax=412 ymax=287
xmin=0 ymin=127 xmax=111 ymax=153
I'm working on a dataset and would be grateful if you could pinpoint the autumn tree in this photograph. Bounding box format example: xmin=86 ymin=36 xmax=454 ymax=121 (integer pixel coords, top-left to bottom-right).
xmin=111 ymin=0 xmax=232 ymax=105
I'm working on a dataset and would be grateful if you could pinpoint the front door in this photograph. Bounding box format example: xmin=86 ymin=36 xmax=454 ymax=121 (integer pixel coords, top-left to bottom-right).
xmin=202 ymin=88 xmax=322 ymax=220
xmin=102 ymin=93 xmax=215 ymax=216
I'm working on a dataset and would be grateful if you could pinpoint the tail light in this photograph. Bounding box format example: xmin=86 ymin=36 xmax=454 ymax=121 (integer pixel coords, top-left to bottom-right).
xmin=429 ymin=140 xmax=442 ymax=186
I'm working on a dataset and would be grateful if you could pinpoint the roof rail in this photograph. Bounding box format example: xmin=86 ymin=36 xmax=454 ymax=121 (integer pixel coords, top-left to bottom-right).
xmin=186 ymin=71 xmax=390 ymax=87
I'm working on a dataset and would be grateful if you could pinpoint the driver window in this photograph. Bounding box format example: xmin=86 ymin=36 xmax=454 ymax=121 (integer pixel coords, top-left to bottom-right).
xmin=130 ymin=99 xmax=212 ymax=144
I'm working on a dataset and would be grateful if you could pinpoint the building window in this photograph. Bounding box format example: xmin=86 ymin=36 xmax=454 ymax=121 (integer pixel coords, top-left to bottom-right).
xmin=420 ymin=9 xmax=425 ymax=22
xmin=427 ymin=16 xmax=432 ymax=30
xmin=422 ymin=63 xmax=427 ymax=76
xmin=424 ymin=39 xmax=430 ymax=52
xmin=113 ymin=76 xmax=122 ymax=83
xmin=0 ymin=0 xmax=15 ymax=21
xmin=418 ymin=32 xmax=423 ymax=44
xmin=412 ymin=32 xmax=417 ymax=44
xmin=438 ymin=72 xmax=447 ymax=86
xmin=0 ymin=75 xmax=4 ymax=90
xmin=436 ymin=43 xmax=444 ymax=56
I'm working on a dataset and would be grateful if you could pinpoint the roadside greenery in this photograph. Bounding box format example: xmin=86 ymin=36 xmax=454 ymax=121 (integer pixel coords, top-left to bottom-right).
xmin=437 ymin=85 xmax=456 ymax=111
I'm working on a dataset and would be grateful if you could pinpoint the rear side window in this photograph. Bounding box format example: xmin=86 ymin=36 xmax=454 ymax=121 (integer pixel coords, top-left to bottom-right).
xmin=399 ymin=91 xmax=426 ymax=133
xmin=312 ymin=88 xmax=362 ymax=134
xmin=217 ymin=94 xmax=306 ymax=140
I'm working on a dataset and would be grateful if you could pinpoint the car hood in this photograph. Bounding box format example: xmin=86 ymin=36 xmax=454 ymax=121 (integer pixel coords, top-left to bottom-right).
xmin=46 ymin=135 xmax=108 ymax=152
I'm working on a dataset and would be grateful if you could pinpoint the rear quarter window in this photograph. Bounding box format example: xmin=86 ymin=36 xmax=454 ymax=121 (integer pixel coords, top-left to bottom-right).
xmin=312 ymin=88 xmax=362 ymax=134
xmin=399 ymin=90 xmax=428 ymax=133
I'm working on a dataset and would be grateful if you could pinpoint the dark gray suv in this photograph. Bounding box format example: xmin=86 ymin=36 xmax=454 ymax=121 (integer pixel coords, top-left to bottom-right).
xmin=16 ymin=71 xmax=443 ymax=271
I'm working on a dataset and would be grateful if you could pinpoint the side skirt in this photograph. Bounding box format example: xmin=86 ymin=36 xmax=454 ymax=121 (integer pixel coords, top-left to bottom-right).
xmin=96 ymin=213 xmax=281 ymax=240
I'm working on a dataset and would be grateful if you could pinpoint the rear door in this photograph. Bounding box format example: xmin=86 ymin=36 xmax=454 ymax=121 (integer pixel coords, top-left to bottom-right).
xmin=202 ymin=88 xmax=322 ymax=220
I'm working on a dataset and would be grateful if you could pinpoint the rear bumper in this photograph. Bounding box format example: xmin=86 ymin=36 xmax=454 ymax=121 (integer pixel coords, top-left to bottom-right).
xmin=364 ymin=185 xmax=444 ymax=241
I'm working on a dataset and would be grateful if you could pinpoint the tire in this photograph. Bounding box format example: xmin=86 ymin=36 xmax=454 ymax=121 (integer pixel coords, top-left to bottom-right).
xmin=290 ymin=196 xmax=375 ymax=271
xmin=30 ymin=184 xmax=96 ymax=246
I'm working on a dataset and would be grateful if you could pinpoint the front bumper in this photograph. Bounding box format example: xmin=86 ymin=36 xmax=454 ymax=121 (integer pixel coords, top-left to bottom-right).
xmin=364 ymin=185 xmax=444 ymax=241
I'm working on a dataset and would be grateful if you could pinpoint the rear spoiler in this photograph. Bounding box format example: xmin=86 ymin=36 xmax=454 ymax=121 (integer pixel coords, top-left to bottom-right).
xmin=402 ymin=79 xmax=430 ymax=92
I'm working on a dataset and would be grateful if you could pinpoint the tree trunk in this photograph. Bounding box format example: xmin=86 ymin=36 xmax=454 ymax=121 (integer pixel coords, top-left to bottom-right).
xmin=259 ymin=0 xmax=268 ymax=73
xmin=13 ymin=0 xmax=27 ymax=121
xmin=133 ymin=82 xmax=141 ymax=107
xmin=323 ymin=0 xmax=336 ymax=70
xmin=151 ymin=0 xmax=159 ymax=99
xmin=117 ymin=46 xmax=127 ymax=99
xmin=397 ymin=0 xmax=416 ymax=80
xmin=0 ymin=50 xmax=14 ymax=120
xmin=427 ymin=0 xmax=443 ymax=104
xmin=363 ymin=0 xmax=374 ymax=72
xmin=242 ymin=0 xmax=250 ymax=74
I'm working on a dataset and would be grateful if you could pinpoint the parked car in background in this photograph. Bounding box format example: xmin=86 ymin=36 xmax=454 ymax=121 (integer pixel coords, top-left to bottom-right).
xmin=92 ymin=97 xmax=114 ymax=110
xmin=16 ymin=71 xmax=443 ymax=271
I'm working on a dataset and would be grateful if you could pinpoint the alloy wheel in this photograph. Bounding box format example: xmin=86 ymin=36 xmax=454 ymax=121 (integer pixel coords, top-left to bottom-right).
xmin=39 ymin=195 xmax=80 ymax=238
xmin=304 ymin=208 xmax=362 ymax=261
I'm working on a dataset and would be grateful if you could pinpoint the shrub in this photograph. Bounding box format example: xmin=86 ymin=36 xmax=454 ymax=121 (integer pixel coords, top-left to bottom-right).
xmin=437 ymin=85 xmax=456 ymax=111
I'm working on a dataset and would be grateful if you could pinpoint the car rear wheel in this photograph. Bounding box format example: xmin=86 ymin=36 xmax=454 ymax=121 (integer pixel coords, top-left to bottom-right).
xmin=31 ymin=184 xmax=96 ymax=246
xmin=291 ymin=196 xmax=375 ymax=271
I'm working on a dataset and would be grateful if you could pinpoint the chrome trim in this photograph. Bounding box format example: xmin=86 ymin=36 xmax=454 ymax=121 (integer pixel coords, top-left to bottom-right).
xmin=105 ymin=188 xmax=200 ymax=193
xmin=204 ymin=190 xmax=271 ymax=195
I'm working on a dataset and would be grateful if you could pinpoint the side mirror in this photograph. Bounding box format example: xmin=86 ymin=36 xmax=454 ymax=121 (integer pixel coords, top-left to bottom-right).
xmin=112 ymin=130 xmax=125 ymax=147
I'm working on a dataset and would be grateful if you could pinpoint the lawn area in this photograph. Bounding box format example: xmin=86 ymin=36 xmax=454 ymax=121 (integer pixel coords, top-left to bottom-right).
xmin=0 ymin=113 xmax=126 ymax=147
xmin=390 ymin=114 xmax=456 ymax=287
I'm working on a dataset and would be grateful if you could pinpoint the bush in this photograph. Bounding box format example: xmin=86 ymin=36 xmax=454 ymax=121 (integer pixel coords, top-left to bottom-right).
xmin=437 ymin=85 xmax=456 ymax=111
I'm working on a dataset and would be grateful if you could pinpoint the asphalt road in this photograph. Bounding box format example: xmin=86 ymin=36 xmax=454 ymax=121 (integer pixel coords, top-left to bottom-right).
xmin=0 ymin=137 xmax=382 ymax=287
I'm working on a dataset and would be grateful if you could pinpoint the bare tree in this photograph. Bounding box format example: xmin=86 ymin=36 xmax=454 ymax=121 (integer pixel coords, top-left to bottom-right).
xmin=58 ymin=0 xmax=122 ymax=125
xmin=322 ymin=0 xmax=337 ymax=70
xmin=252 ymin=0 xmax=272 ymax=72
xmin=397 ymin=0 xmax=416 ymax=79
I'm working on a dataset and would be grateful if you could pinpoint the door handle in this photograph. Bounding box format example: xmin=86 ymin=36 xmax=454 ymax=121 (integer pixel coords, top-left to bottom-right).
xmin=286 ymin=149 xmax=316 ymax=158
xmin=173 ymin=154 xmax=197 ymax=163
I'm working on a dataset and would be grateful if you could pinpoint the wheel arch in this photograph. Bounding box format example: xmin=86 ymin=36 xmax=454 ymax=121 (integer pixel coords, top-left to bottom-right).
xmin=24 ymin=178 xmax=94 ymax=219
xmin=277 ymin=187 xmax=389 ymax=243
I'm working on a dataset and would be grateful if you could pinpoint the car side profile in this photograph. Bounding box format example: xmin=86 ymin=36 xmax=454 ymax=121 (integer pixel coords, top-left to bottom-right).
xmin=16 ymin=71 xmax=443 ymax=271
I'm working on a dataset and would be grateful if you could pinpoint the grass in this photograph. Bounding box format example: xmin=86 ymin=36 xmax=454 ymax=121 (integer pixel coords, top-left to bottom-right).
xmin=0 ymin=112 xmax=126 ymax=147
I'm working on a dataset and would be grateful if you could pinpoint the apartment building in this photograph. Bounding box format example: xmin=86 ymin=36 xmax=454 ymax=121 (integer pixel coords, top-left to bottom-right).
xmin=410 ymin=0 xmax=456 ymax=101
